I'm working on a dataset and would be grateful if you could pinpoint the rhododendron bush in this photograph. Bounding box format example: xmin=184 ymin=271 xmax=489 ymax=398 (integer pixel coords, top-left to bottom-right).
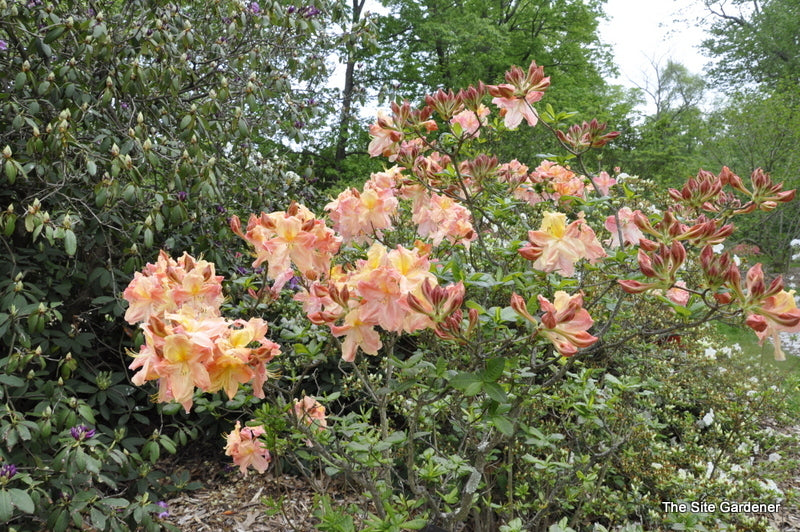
xmin=123 ymin=62 xmax=798 ymax=530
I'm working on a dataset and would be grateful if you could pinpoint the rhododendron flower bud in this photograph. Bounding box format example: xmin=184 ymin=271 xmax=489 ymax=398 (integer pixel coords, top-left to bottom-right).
xmin=225 ymin=421 xmax=271 ymax=476
xmin=536 ymin=291 xmax=598 ymax=356
xmin=556 ymin=119 xmax=620 ymax=151
xmin=464 ymin=154 xmax=498 ymax=182
xmin=457 ymin=82 xmax=487 ymax=112
xmin=668 ymin=169 xmax=723 ymax=210
xmin=617 ymin=279 xmax=652 ymax=294
xmin=747 ymin=168 xmax=796 ymax=212
xmin=425 ymin=88 xmax=461 ymax=120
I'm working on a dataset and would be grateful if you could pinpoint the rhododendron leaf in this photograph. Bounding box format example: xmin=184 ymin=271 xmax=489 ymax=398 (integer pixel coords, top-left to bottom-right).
xmin=0 ymin=490 xmax=11 ymax=523
xmin=483 ymin=358 xmax=506 ymax=382
xmin=450 ymin=372 xmax=483 ymax=396
xmin=491 ymin=414 xmax=514 ymax=436
xmin=465 ymin=300 xmax=486 ymax=314
xmin=485 ymin=382 xmax=508 ymax=404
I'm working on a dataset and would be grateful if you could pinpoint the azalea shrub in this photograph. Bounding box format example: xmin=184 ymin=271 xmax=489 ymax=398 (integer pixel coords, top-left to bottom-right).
xmin=123 ymin=62 xmax=799 ymax=530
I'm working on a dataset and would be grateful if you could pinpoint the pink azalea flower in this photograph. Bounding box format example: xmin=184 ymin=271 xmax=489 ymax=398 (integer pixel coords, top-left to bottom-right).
xmin=666 ymin=281 xmax=690 ymax=306
xmin=450 ymin=104 xmax=489 ymax=138
xmin=604 ymin=207 xmax=645 ymax=248
xmin=491 ymin=92 xmax=541 ymax=130
xmin=330 ymin=308 xmax=382 ymax=362
xmin=746 ymin=289 xmax=800 ymax=361
xmin=592 ymin=171 xmax=617 ymax=196
xmin=225 ymin=421 xmax=271 ymax=476
xmin=412 ymin=193 xmax=476 ymax=248
xmin=294 ymin=396 xmax=327 ymax=430
xmin=368 ymin=110 xmax=402 ymax=160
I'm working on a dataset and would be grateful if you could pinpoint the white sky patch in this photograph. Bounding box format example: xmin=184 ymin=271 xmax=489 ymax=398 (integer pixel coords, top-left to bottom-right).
xmin=598 ymin=0 xmax=711 ymax=89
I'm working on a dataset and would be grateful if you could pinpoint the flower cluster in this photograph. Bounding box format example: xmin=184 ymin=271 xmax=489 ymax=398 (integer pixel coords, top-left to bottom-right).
xmin=486 ymin=61 xmax=550 ymax=129
xmin=225 ymin=421 xmax=271 ymax=476
xmin=325 ymin=166 xmax=476 ymax=249
xmin=616 ymin=166 xmax=798 ymax=359
xmin=231 ymin=202 xmax=341 ymax=293
xmin=123 ymin=252 xmax=281 ymax=412
xmin=498 ymin=160 xmax=616 ymax=206
xmin=296 ymin=242 xmax=442 ymax=361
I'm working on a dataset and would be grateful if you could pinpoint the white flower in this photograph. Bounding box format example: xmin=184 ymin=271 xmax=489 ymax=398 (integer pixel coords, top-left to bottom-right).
xmin=701 ymin=409 xmax=715 ymax=427
xmin=712 ymin=243 xmax=725 ymax=253
xmin=704 ymin=347 xmax=717 ymax=360
xmin=768 ymin=453 xmax=782 ymax=462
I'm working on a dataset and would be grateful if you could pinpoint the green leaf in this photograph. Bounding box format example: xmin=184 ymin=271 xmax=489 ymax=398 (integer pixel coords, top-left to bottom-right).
xmin=483 ymin=358 xmax=505 ymax=382
xmin=402 ymin=518 xmax=429 ymax=529
xmin=449 ymin=372 xmax=483 ymax=396
xmin=64 ymin=229 xmax=77 ymax=256
xmin=492 ymin=415 xmax=514 ymax=436
xmin=0 ymin=374 xmax=25 ymax=387
xmin=0 ymin=490 xmax=12 ymax=522
xmin=8 ymin=488 xmax=34 ymax=514
xmin=484 ymin=382 xmax=508 ymax=404
xmin=91 ymin=507 xmax=107 ymax=530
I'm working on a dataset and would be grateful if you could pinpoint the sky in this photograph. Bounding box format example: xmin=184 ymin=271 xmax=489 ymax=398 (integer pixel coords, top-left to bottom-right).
xmin=598 ymin=0 xmax=711 ymax=90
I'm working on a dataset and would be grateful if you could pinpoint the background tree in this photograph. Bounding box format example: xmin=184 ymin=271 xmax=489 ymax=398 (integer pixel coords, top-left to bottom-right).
xmin=616 ymin=60 xmax=711 ymax=186
xmin=701 ymin=0 xmax=800 ymax=89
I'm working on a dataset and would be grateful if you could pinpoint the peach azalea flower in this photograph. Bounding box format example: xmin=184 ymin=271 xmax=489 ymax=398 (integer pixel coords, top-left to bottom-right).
xmin=225 ymin=421 xmax=271 ymax=476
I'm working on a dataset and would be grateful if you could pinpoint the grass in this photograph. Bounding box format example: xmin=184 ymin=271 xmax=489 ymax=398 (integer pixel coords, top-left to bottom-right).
xmin=716 ymin=320 xmax=800 ymax=418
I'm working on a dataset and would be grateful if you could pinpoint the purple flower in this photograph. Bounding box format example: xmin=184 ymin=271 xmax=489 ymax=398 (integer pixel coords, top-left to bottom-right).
xmin=215 ymin=204 xmax=226 ymax=214
xmin=287 ymin=6 xmax=296 ymax=14
xmin=70 ymin=425 xmax=96 ymax=441
xmin=294 ymin=120 xmax=305 ymax=129
xmin=176 ymin=191 xmax=188 ymax=202
xmin=249 ymin=1 xmax=260 ymax=14
xmin=0 ymin=463 xmax=17 ymax=479
xmin=157 ymin=501 xmax=169 ymax=519
xmin=0 ymin=40 xmax=8 ymax=52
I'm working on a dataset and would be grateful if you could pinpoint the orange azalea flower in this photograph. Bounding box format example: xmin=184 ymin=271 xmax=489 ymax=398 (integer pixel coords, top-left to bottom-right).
xmin=537 ymin=291 xmax=598 ymax=356
xmin=325 ymin=183 xmax=398 ymax=244
xmin=160 ymin=333 xmax=213 ymax=413
xmin=237 ymin=204 xmax=341 ymax=290
xmin=519 ymin=212 xmax=606 ymax=276
xmin=123 ymin=272 xmax=167 ymax=324
xmin=225 ymin=421 xmax=271 ymax=476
